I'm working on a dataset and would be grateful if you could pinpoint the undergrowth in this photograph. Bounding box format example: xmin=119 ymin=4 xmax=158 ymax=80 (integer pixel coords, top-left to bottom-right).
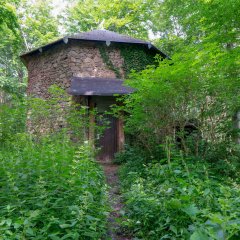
xmin=0 ymin=135 xmax=108 ymax=239
xmin=0 ymin=87 xmax=110 ymax=239
xmin=118 ymin=147 xmax=240 ymax=240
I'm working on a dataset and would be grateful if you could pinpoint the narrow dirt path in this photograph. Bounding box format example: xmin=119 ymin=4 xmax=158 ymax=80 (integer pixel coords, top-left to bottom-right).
xmin=100 ymin=162 xmax=132 ymax=240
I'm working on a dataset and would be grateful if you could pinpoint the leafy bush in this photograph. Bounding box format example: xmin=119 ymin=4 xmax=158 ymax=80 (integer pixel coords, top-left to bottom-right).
xmin=114 ymin=145 xmax=148 ymax=165
xmin=0 ymin=96 xmax=26 ymax=142
xmin=0 ymin=84 xmax=110 ymax=239
xmin=119 ymin=149 xmax=240 ymax=240
xmin=0 ymin=136 xmax=108 ymax=239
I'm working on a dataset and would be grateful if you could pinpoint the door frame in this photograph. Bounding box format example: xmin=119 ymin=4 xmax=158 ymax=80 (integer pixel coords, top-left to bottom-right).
xmin=87 ymin=96 xmax=125 ymax=160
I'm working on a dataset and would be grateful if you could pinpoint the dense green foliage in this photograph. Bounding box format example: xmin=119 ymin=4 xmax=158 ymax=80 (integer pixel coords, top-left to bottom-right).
xmin=120 ymin=45 xmax=157 ymax=77
xmin=0 ymin=88 xmax=109 ymax=239
xmin=63 ymin=0 xmax=155 ymax=39
xmin=1 ymin=0 xmax=240 ymax=239
xmin=0 ymin=138 xmax=108 ymax=239
xmin=0 ymin=0 xmax=24 ymax=102
xmin=0 ymin=96 xmax=26 ymax=140
xmin=0 ymin=0 xmax=19 ymax=33
xmin=112 ymin=2 xmax=240 ymax=239
xmin=116 ymin=0 xmax=240 ymax=168
xmin=0 ymin=0 xmax=60 ymax=103
xmin=18 ymin=0 xmax=59 ymax=50
xmin=120 ymin=55 xmax=240 ymax=168
xmin=152 ymin=0 xmax=240 ymax=55
xmin=98 ymin=44 xmax=156 ymax=79
xmin=118 ymin=148 xmax=240 ymax=240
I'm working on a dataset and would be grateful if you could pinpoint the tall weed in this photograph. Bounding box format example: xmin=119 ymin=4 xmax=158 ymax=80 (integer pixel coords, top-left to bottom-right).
xmin=0 ymin=86 xmax=109 ymax=239
xmin=119 ymin=149 xmax=240 ymax=240
xmin=0 ymin=137 xmax=108 ymax=239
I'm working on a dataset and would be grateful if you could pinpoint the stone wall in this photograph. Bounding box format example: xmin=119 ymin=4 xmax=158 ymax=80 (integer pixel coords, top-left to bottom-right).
xmin=25 ymin=44 xmax=71 ymax=98
xmin=24 ymin=41 xmax=125 ymax=99
xmin=69 ymin=42 xmax=125 ymax=79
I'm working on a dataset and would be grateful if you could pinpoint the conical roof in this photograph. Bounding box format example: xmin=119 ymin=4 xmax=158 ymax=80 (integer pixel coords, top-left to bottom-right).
xmin=20 ymin=29 xmax=168 ymax=58
xmin=68 ymin=29 xmax=149 ymax=44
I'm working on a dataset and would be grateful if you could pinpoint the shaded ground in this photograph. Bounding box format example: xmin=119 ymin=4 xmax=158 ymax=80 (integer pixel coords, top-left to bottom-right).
xmin=100 ymin=162 xmax=132 ymax=240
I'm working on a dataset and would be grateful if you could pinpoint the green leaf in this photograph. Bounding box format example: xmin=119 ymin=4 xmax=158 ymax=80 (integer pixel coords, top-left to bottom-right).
xmin=174 ymin=169 xmax=182 ymax=174
xmin=182 ymin=204 xmax=199 ymax=217
xmin=83 ymin=231 xmax=98 ymax=238
xmin=13 ymin=223 xmax=21 ymax=229
xmin=203 ymin=189 xmax=210 ymax=196
xmin=26 ymin=228 xmax=34 ymax=236
xmin=170 ymin=225 xmax=178 ymax=235
xmin=190 ymin=230 xmax=209 ymax=240
xmin=59 ymin=224 xmax=72 ymax=229
xmin=6 ymin=219 xmax=12 ymax=227
xmin=30 ymin=210 xmax=40 ymax=218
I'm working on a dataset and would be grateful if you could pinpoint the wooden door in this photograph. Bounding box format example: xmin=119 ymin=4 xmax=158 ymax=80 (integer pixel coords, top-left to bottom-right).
xmin=97 ymin=115 xmax=118 ymax=162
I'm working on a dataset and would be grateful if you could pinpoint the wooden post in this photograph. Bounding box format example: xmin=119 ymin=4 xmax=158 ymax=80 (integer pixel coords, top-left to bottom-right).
xmin=117 ymin=117 xmax=125 ymax=152
xmin=88 ymin=96 xmax=95 ymax=148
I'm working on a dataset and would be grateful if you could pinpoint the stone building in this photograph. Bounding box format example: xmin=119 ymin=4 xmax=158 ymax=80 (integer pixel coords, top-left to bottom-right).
xmin=20 ymin=30 xmax=167 ymax=161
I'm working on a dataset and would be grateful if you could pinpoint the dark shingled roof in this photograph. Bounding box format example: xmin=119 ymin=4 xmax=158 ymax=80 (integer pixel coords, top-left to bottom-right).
xmin=69 ymin=77 xmax=134 ymax=96
xmin=68 ymin=30 xmax=149 ymax=44
xmin=20 ymin=30 xmax=168 ymax=58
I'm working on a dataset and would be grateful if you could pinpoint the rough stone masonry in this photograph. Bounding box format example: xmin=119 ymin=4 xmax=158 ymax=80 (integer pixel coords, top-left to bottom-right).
xmin=24 ymin=41 xmax=125 ymax=99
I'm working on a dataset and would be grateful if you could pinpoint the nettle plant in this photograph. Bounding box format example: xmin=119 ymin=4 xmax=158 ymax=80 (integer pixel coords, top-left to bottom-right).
xmin=119 ymin=148 xmax=240 ymax=240
xmin=0 ymin=85 xmax=109 ymax=239
xmin=0 ymin=138 xmax=108 ymax=239
xmin=27 ymin=85 xmax=88 ymax=142
xmin=27 ymin=85 xmax=108 ymax=146
xmin=0 ymin=95 xmax=26 ymax=144
xmin=118 ymin=50 xmax=240 ymax=168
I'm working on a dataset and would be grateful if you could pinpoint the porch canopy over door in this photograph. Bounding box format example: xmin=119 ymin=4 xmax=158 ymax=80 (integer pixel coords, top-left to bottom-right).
xmin=69 ymin=77 xmax=133 ymax=161
xmin=68 ymin=76 xmax=134 ymax=96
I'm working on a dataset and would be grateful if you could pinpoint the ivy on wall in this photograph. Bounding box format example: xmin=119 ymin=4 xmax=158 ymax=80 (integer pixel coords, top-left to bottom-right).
xmin=98 ymin=45 xmax=122 ymax=78
xmin=120 ymin=45 xmax=157 ymax=77
xmin=98 ymin=44 xmax=157 ymax=79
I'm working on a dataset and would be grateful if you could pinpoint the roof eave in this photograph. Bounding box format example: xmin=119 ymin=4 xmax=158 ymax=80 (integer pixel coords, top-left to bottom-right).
xmin=20 ymin=38 xmax=65 ymax=58
xmin=20 ymin=36 xmax=169 ymax=60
